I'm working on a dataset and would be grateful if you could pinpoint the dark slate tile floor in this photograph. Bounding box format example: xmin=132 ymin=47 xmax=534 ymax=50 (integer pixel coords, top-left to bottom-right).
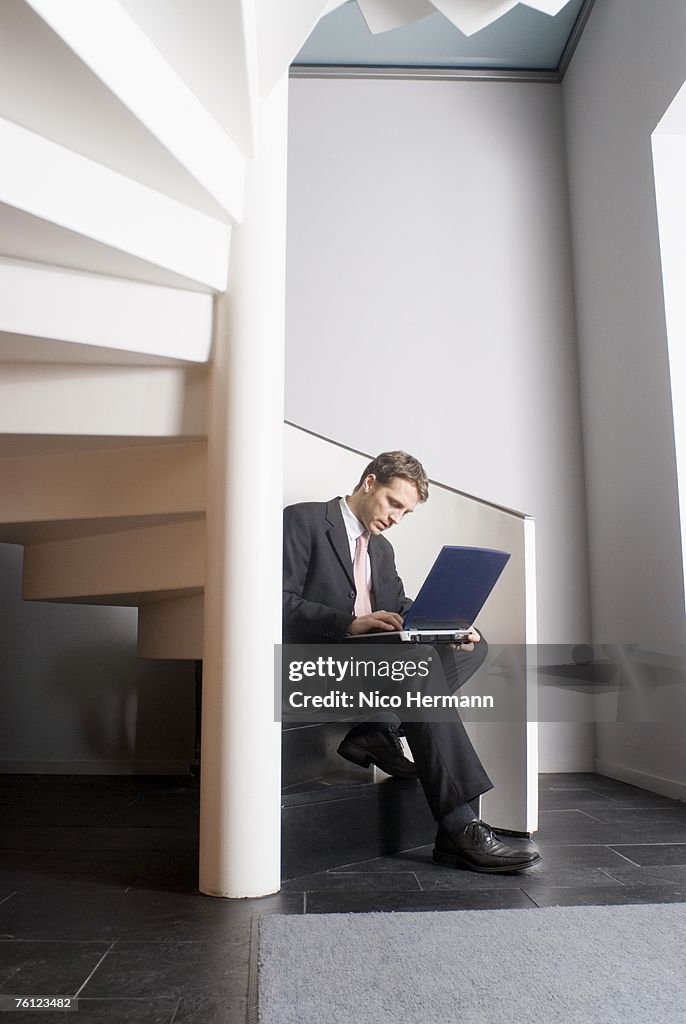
xmin=1 ymin=772 xmax=686 ymax=1023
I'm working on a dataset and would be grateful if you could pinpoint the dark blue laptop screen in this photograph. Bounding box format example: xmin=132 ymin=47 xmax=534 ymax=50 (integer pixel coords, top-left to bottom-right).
xmin=403 ymin=546 xmax=510 ymax=630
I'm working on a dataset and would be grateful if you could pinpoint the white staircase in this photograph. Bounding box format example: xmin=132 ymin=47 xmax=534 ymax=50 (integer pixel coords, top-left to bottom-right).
xmin=0 ymin=0 xmax=350 ymax=673
xmin=0 ymin=0 xmax=260 ymax=663
xmin=2 ymin=0 xmax=462 ymax=666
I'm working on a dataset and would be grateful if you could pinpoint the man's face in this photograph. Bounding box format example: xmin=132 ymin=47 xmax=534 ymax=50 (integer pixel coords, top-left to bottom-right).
xmin=354 ymin=475 xmax=420 ymax=535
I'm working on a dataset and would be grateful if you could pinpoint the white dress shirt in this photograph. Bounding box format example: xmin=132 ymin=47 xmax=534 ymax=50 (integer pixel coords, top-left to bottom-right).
xmin=339 ymin=496 xmax=372 ymax=588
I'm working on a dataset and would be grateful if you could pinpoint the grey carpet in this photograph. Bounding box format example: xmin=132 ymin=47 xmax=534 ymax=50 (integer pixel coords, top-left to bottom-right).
xmin=258 ymin=903 xmax=686 ymax=1023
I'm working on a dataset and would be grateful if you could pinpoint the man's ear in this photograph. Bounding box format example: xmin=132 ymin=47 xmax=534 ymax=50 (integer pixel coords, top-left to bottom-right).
xmin=363 ymin=474 xmax=376 ymax=493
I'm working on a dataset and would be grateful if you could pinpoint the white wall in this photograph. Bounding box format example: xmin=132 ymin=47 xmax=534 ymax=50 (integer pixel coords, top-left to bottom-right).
xmin=563 ymin=0 xmax=686 ymax=792
xmin=286 ymin=76 xmax=593 ymax=771
xmin=652 ymin=91 xmax=686 ymax=609
xmin=0 ymin=543 xmax=196 ymax=773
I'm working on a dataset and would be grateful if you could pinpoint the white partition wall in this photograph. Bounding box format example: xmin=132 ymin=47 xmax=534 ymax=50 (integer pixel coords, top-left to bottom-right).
xmin=284 ymin=422 xmax=538 ymax=834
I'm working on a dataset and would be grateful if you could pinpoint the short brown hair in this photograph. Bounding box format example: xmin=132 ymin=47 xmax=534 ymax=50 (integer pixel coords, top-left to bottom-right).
xmin=354 ymin=451 xmax=429 ymax=503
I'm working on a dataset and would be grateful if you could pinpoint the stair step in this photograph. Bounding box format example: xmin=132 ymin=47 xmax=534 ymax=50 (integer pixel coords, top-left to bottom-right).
xmin=281 ymin=772 xmax=435 ymax=880
xmin=282 ymin=768 xmax=377 ymax=804
xmin=0 ymin=117 xmax=230 ymax=291
xmin=0 ymin=259 xmax=213 ymax=366
xmin=21 ymin=0 xmax=245 ymax=220
xmin=281 ymin=722 xmax=350 ymax=789
xmin=0 ymin=364 xmax=206 ymax=446
xmin=0 ymin=442 xmax=205 ymax=530
xmin=22 ymin=517 xmax=204 ymax=604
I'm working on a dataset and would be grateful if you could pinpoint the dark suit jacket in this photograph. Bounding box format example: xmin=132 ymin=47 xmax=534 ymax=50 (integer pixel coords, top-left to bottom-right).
xmin=283 ymin=497 xmax=413 ymax=644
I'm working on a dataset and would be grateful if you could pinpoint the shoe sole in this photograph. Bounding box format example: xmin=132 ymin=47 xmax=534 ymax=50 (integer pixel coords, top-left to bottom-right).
xmin=337 ymin=741 xmax=418 ymax=780
xmin=432 ymin=849 xmax=542 ymax=873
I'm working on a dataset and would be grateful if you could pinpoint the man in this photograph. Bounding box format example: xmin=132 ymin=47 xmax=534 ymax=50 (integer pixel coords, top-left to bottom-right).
xmin=283 ymin=451 xmax=540 ymax=873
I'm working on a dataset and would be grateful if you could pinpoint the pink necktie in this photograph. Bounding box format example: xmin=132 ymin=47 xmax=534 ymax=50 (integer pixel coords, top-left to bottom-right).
xmin=353 ymin=532 xmax=372 ymax=617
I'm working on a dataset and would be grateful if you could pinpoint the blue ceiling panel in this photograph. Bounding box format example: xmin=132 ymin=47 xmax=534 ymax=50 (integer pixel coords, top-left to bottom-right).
xmin=294 ymin=0 xmax=587 ymax=71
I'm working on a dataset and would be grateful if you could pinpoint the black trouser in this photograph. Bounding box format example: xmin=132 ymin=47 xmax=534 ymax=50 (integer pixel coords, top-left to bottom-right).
xmin=401 ymin=639 xmax=493 ymax=821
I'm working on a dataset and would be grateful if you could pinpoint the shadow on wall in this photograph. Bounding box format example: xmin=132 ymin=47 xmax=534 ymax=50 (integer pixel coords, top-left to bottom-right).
xmin=0 ymin=543 xmax=196 ymax=771
xmin=535 ymin=644 xmax=686 ymax=724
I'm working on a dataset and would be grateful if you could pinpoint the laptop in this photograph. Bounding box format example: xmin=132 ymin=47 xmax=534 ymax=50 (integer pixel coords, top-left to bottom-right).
xmin=347 ymin=545 xmax=511 ymax=643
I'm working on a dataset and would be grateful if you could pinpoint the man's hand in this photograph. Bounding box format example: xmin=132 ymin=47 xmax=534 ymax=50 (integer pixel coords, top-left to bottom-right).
xmin=451 ymin=627 xmax=481 ymax=652
xmin=348 ymin=611 xmax=404 ymax=635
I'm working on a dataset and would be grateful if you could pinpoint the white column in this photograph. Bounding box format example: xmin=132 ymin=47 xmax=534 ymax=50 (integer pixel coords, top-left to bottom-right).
xmin=199 ymin=76 xmax=288 ymax=898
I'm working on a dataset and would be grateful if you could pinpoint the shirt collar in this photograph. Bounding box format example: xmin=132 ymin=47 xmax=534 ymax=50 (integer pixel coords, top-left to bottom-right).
xmin=339 ymin=496 xmax=366 ymax=543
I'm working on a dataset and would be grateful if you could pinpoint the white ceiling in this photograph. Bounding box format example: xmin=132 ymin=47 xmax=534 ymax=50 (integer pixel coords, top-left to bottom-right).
xmin=294 ymin=0 xmax=590 ymax=74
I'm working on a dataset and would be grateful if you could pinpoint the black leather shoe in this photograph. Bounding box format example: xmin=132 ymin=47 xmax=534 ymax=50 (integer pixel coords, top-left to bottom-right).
xmin=433 ymin=821 xmax=542 ymax=873
xmin=337 ymin=725 xmax=418 ymax=779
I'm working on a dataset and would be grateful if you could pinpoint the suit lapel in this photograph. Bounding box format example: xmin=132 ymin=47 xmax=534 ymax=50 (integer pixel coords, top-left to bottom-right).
xmin=324 ymin=498 xmax=354 ymax=587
